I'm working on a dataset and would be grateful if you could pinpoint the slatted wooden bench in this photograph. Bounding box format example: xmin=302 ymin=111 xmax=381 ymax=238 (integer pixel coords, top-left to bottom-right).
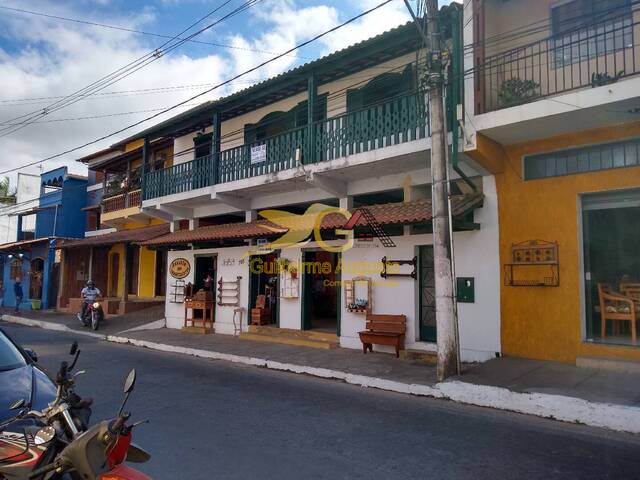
xmin=358 ymin=314 xmax=406 ymax=358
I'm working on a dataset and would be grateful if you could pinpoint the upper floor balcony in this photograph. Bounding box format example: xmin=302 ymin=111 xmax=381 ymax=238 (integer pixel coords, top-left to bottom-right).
xmin=469 ymin=1 xmax=640 ymax=144
xmin=142 ymin=91 xmax=429 ymax=202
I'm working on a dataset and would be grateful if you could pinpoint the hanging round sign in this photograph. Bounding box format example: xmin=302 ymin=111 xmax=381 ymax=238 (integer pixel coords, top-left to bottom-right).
xmin=169 ymin=258 xmax=191 ymax=279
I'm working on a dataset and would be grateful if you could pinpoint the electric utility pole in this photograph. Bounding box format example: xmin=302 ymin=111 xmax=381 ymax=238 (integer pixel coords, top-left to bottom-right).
xmin=407 ymin=0 xmax=459 ymax=380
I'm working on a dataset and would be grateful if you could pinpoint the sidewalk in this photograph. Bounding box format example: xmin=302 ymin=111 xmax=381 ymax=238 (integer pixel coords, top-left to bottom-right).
xmin=2 ymin=311 xmax=640 ymax=434
xmin=0 ymin=306 xmax=163 ymax=336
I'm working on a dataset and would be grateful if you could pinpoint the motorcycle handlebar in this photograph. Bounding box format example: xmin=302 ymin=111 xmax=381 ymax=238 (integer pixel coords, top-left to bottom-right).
xmin=56 ymin=361 xmax=69 ymax=385
xmin=28 ymin=461 xmax=59 ymax=479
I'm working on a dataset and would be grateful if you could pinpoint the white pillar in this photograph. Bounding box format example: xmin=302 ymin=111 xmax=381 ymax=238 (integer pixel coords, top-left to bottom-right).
xmin=339 ymin=197 xmax=353 ymax=210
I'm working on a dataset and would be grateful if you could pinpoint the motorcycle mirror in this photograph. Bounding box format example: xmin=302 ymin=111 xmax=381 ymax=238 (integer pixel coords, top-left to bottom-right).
xmin=123 ymin=369 xmax=136 ymax=394
xmin=9 ymin=398 xmax=25 ymax=410
xmin=34 ymin=426 xmax=55 ymax=446
xmin=69 ymin=340 xmax=78 ymax=355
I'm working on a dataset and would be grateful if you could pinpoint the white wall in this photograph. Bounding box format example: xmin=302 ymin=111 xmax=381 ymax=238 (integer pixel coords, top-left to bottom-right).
xmin=163 ymin=176 xmax=501 ymax=362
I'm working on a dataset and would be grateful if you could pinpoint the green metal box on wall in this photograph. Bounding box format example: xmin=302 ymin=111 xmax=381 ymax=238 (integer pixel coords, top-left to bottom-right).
xmin=456 ymin=277 xmax=474 ymax=303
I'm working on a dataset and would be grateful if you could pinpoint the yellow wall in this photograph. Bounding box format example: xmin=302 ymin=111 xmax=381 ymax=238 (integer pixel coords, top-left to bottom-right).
xmin=488 ymin=121 xmax=640 ymax=364
xmin=138 ymin=246 xmax=157 ymax=298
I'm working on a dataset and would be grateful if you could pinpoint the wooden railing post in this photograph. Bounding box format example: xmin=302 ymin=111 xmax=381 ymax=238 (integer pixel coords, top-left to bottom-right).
xmin=141 ymin=137 xmax=151 ymax=200
xmin=307 ymin=73 xmax=317 ymax=165
xmin=211 ymin=111 xmax=221 ymax=185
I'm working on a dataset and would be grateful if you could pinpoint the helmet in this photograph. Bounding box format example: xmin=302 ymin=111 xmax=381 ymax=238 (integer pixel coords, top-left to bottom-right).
xmin=86 ymin=280 xmax=95 ymax=288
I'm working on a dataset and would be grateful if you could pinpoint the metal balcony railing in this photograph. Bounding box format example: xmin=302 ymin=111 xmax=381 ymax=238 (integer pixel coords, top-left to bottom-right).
xmin=142 ymin=92 xmax=429 ymax=201
xmin=479 ymin=14 xmax=640 ymax=113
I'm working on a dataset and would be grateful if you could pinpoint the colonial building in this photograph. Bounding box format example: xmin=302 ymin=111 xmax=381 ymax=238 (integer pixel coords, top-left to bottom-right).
xmin=464 ymin=0 xmax=640 ymax=363
xmin=56 ymin=140 xmax=171 ymax=316
xmin=0 ymin=167 xmax=87 ymax=310
xmin=102 ymin=16 xmax=504 ymax=362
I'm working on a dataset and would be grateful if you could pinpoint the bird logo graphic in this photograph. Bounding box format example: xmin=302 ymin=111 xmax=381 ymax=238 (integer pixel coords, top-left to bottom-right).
xmin=246 ymin=203 xmax=354 ymax=255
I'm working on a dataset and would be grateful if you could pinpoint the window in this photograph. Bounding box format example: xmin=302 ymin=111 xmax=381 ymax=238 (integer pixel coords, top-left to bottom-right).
xmin=552 ymin=0 xmax=632 ymax=68
xmin=524 ymin=138 xmax=640 ymax=180
xmin=10 ymin=259 xmax=22 ymax=281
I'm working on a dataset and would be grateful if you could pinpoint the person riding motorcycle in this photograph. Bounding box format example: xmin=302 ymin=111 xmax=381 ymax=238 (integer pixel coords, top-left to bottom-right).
xmin=80 ymin=280 xmax=102 ymax=320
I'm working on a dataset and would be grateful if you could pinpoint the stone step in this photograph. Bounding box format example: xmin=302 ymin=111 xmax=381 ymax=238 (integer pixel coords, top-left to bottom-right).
xmin=181 ymin=326 xmax=214 ymax=334
xmin=577 ymin=356 xmax=640 ymax=374
xmin=400 ymin=349 xmax=437 ymax=364
xmin=241 ymin=326 xmax=339 ymax=349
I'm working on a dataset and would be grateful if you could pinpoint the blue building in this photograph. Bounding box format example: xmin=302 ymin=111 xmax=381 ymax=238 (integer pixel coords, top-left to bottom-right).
xmin=0 ymin=167 xmax=87 ymax=310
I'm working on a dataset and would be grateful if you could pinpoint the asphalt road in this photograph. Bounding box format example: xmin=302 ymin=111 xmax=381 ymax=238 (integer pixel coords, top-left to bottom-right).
xmin=4 ymin=323 xmax=640 ymax=480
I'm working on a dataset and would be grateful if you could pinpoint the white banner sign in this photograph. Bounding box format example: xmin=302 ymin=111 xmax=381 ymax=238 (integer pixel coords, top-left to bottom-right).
xmin=250 ymin=144 xmax=267 ymax=164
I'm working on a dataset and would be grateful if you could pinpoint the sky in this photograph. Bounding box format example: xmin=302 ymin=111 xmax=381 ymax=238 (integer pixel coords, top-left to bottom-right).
xmin=0 ymin=0 xmax=453 ymax=180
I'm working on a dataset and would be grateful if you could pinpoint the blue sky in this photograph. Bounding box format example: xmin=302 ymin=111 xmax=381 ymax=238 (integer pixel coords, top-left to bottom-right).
xmin=0 ymin=0 xmax=453 ymax=176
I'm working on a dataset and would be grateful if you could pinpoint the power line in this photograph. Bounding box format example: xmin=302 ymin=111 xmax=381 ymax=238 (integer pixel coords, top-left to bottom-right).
xmin=0 ymin=0 xmax=395 ymax=177
xmin=0 ymin=4 xmax=311 ymax=61
xmin=0 ymin=0 xmax=257 ymax=137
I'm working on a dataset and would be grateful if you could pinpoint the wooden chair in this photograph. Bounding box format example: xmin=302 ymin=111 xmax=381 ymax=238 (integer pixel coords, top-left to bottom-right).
xmin=620 ymin=283 xmax=640 ymax=302
xmin=251 ymin=294 xmax=272 ymax=325
xmin=597 ymin=283 xmax=637 ymax=343
xmin=358 ymin=314 xmax=406 ymax=358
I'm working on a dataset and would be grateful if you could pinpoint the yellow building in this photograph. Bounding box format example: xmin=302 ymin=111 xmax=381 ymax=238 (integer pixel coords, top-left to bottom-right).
xmin=466 ymin=0 xmax=640 ymax=364
xmin=57 ymin=139 xmax=172 ymax=315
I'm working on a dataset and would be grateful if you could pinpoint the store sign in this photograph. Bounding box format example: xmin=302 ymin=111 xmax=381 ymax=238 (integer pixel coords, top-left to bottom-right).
xmin=250 ymin=144 xmax=267 ymax=164
xmin=169 ymin=258 xmax=191 ymax=279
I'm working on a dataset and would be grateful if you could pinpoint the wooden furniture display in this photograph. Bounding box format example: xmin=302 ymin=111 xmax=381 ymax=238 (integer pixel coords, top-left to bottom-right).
xmin=169 ymin=280 xmax=185 ymax=303
xmin=620 ymin=283 xmax=640 ymax=301
xmin=184 ymin=289 xmax=215 ymax=334
xmin=232 ymin=307 xmax=245 ymax=336
xmin=504 ymin=240 xmax=559 ymax=287
xmin=358 ymin=314 xmax=406 ymax=358
xmin=217 ymin=276 xmax=241 ymax=306
xmin=251 ymin=294 xmax=272 ymax=325
xmin=598 ymin=283 xmax=637 ymax=343
xmin=344 ymin=276 xmax=372 ymax=314
xmin=380 ymin=256 xmax=417 ymax=279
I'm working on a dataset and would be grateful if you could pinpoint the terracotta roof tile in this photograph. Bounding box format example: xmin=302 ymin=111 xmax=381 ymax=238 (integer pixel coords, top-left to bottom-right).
xmin=143 ymin=194 xmax=483 ymax=247
xmin=60 ymin=224 xmax=170 ymax=249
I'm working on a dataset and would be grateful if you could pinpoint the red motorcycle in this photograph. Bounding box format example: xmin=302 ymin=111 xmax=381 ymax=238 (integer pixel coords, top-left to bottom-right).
xmin=1 ymin=362 xmax=151 ymax=480
xmin=77 ymin=300 xmax=104 ymax=331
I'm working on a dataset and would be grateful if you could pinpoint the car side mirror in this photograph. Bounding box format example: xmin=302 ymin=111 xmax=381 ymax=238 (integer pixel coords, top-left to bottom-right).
xmin=23 ymin=348 xmax=37 ymax=363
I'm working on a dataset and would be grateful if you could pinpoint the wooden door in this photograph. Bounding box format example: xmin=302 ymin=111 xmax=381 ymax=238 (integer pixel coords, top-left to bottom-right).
xmin=155 ymin=250 xmax=167 ymax=297
xmin=127 ymin=246 xmax=140 ymax=296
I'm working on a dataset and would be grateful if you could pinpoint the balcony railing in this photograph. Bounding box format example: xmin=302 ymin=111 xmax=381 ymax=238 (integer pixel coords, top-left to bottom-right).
xmin=143 ymin=92 xmax=428 ymax=201
xmin=479 ymin=14 xmax=640 ymax=113
xmin=102 ymin=189 xmax=142 ymax=213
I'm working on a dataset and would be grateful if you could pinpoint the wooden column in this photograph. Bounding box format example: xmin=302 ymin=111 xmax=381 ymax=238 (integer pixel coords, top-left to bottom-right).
xmin=307 ymin=73 xmax=317 ymax=164
xmin=211 ymin=111 xmax=221 ymax=185
xmin=56 ymin=249 xmax=66 ymax=309
xmin=141 ymin=137 xmax=151 ymax=200
xmin=121 ymin=244 xmax=129 ymax=304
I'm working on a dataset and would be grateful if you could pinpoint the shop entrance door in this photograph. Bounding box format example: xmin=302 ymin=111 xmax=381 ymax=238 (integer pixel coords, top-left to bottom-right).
xmin=248 ymin=252 xmax=279 ymax=326
xmin=194 ymin=255 xmax=216 ymax=294
xmin=302 ymin=250 xmax=340 ymax=334
xmin=582 ymin=189 xmax=640 ymax=346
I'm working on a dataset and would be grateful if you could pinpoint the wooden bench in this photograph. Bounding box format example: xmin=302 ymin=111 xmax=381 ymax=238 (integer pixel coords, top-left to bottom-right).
xmin=358 ymin=314 xmax=406 ymax=358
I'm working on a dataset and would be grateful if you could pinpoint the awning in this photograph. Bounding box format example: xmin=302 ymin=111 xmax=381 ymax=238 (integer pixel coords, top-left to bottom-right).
xmin=59 ymin=224 xmax=170 ymax=249
xmin=0 ymin=237 xmax=56 ymax=252
xmin=81 ymin=204 xmax=101 ymax=211
xmin=142 ymin=194 xmax=484 ymax=248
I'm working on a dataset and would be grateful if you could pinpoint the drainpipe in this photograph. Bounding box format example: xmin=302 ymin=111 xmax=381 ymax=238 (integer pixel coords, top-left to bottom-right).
xmin=52 ymin=204 xmax=59 ymax=237
xmin=450 ymin=6 xmax=477 ymax=193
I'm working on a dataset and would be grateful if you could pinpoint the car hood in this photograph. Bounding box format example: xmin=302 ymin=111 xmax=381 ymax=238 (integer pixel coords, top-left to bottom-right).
xmin=0 ymin=365 xmax=56 ymax=422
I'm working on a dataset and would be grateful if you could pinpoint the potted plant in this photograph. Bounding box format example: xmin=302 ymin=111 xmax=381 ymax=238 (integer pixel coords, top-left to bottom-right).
xmin=498 ymin=78 xmax=540 ymax=108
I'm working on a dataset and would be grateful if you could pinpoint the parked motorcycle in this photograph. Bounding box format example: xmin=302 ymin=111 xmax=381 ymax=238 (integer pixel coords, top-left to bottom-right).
xmin=0 ymin=341 xmax=150 ymax=479
xmin=77 ymin=301 xmax=104 ymax=331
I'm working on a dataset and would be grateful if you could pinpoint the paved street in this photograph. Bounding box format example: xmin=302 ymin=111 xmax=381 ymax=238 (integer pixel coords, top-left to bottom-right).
xmin=4 ymin=323 xmax=640 ymax=480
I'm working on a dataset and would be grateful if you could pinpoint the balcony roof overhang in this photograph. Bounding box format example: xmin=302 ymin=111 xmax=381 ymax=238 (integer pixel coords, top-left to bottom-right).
xmin=59 ymin=224 xmax=170 ymax=249
xmin=142 ymin=194 xmax=483 ymax=248
xmin=117 ymin=22 xmax=421 ymax=142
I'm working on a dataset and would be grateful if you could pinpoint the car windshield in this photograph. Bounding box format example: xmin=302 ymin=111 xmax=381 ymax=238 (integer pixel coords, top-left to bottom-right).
xmin=0 ymin=331 xmax=26 ymax=371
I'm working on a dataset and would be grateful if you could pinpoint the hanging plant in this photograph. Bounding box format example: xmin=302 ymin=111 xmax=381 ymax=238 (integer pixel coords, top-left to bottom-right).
xmin=498 ymin=78 xmax=540 ymax=108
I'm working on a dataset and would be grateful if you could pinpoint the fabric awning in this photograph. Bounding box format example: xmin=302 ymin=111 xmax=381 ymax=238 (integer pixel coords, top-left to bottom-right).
xmin=142 ymin=194 xmax=484 ymax=248
xmin=59 ymin=224 xmax=170 ymax=249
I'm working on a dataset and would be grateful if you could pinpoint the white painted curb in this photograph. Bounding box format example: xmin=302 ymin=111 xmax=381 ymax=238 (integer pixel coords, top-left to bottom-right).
xmin=107 ymin=335 xmax=640 ymax=435
xmin=5 ymin=314 xmax=640 ymax=434
xmin=1 ymin=314 xmax=106 ymax=340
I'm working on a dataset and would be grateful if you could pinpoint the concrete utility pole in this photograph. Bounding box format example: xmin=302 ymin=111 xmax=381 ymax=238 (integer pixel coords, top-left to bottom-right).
xmin=424 ymin=0 xmax=459 ymax=380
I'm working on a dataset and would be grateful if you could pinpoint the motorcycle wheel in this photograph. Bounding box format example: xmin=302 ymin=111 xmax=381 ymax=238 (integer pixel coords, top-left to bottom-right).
xmin=91 ymin=311 xmax=99 ymax=331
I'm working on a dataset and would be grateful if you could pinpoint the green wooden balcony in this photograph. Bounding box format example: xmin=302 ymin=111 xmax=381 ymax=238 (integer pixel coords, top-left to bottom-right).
xmin=143 ymin=92 xmax=428 ymax=201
